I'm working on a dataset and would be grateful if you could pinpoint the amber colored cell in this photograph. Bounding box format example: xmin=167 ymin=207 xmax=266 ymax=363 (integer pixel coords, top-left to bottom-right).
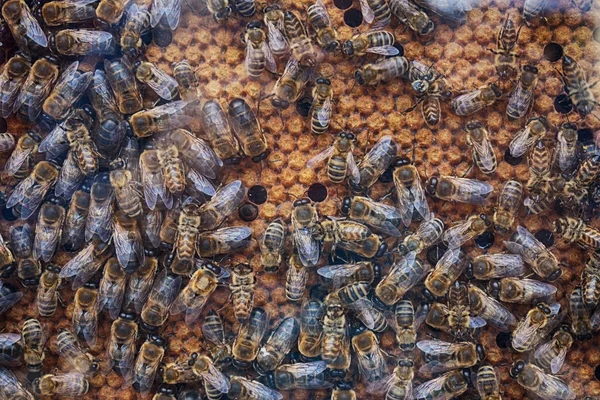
xmin=444 ymin=42 xmax=465 ymax=61
xmin=271 ymin=287 xmax=287 ymax=304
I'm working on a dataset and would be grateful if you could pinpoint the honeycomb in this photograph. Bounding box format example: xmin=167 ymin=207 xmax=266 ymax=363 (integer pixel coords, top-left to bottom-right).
xmin=3 ymin=0 xmax=600 ymax=399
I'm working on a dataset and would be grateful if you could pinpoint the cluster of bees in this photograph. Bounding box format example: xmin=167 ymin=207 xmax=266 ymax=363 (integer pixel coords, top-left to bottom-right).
xmin=0 ymin=0 xmax=597 ymax=399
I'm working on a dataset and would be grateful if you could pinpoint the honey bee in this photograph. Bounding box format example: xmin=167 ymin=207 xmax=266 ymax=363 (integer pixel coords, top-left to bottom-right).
xmin=332 ymin=381 xmax=356 ymax=400
xmin=504 ymin=225 xmax=561 ymax=281
xmin=22 ymin=318 xmax=45 ymax=374
xmin=563 ymin=155 xmax=600 ymax=206
xmin=7 ymin=161 xmax=59 ymax=219
xmin=85 ymin=176 xmax=114 ymax=242
xmin=317 ymin=220 xmax=385 ymax=259
xmin=206 ymin=0 xmax=231 ymax=21
xmin=561 ymin=54 xmax=599 ymax=118
xmin=33 ymin=202 xmax=65 ymax=263
xmin=512 ymin=302 xmax=559 ymax=352
xmin=35 ymin=372 xmax=89 ymax=396
xmin=392 ymin=300 xmax=423 ymax=352
xmin=189 ymin=353 xmax=231 ymax=397
xmin=509 ymin=361 xmax=575 ymax=400
xmin=509 ymin=116 xmax=549 ymax=158
xmin=42 ymin=0 xmax=96 ymax=26
xmin=110 ymin=168 xmax=142 ymax=219
xmin=534 ymin=326 xmax=573 ymax=374
xmin=553 ymin=122 xmax=577 ymax=174
xmin=341 ymin=196 xmax=401 ymax=237
xmin=465 ymin=121 xmax=496 ymax=174
xmin=468 ymin=253 xmax=525 ymax=280
xmin=56 ymin=328 xmax=99 ymax=376
xmin=429 ymin=281 xmax=487 ymax=337
xmin=199 ymin=180 xmax=245 ymax=230
xmin=73 ymin=285 xmax=99 ymax=347
xmin=424 ymin=249 xmax=469 ymax=297
xmin=321 ymin=292 xmax=347 ymax=367
xmin=13 ymin=58 xmax=59 ymax=121
xmin=412 ymin=0 xmax=470 ymax=23
xmin=10 ymin=223 xmax=33 ymax=260
xmin=376 ymin=252 xmax=428 ymax=305
xmin=113 ymin=211 xmax=145 ymax=273
xmin=490 ymin=15 xmax=520 ymax=81
xmin=0 ymin=55 xmax=30 ymax=118
xmin=583 ymin=252 xmax=600 ymax=309
xmin=64 ymin=111 xmax=99 ymax=175
xmin=229 ymin=376 xmax=283 ymax=400
xmin=342 ymin=30 xmax=397 ymax=58
xmin=336 ymin=281 xmax=370 ymax=305
xmin=4 ymin=131 xmax=39 ymax=183
xmin=308 ymin=132 xmax=359 ymax=184
xmin=261 ymin=219 xmax=286 ymax=273
xmin=232 ymin=307 xmax=269 ymax=368
xmin=284 ymin=10 xmax=321 ymax=67
xmin=61 ymin=187 xmax=91 ymax=252
xmin=262 ymin=6 xmax=288 ymax=57
xmin=131 ymin=100 xmax=194 ymax=138
xmin=412 ymin=370 xmax=469 ymax=400
xmin=554 ymin=217 xmax=600 ymax=250
xmin=357 ymin=0 xmax=391 ymax=26
xmin=385 ymin=358 xmax=414 ymax=400
xmin=256 ymin=317 xmax=300 ymax=374
xmin=391 ymin=160 xmax=428 ymax=227
xmin=96 ymin=0 xmax=127 ymax=24
xmin=122 ymin=256 xmax=157 ymax=315
xmin=468 ymin=285 xmax=517 ymax=332
xmin=355 ymin=56 xmax=409 ymax=86
xmin=140 ymin=269 xmax=182 ymax=330
xmin=60 ymin=240 xmax=112 ymax=289
xmin=42 ymin=61 xmax=93 ymax=121
xmin=351 ymin=297 xmax=389 ymax=332
xmin=308 ymin=0 xmax=340 ymax=53
xmin=425 ymin=175 xmax=493 ymax=206
xmin=0 ymin=332 xmax=22 ymax=368
xmin=298 ymin=298 xmax=324 ymax=359
xmin=120 ymin=4 xmax=150 ymax=58
xmin=107 ymin=312 xmax=138 ymax=380
xmin=244 ymin=22 xmax=276 ymax=79
xmin=172 ymin=60 xmax=199 ymax=102
xmin=0 ymin=280 xmax=22 ymax=315
xmin=352 ymin=331 xmax=388 ymax=393
xmin=267 ymin=360 xmax=333 ymax=390
xmin=307 ymin=77 xmax=333 ymax=135
xmin=199 ymin=99 xmax=241 ymax=161
xmin=487 ymin=277 xmax=557 ymax=304
xmin=36 ymin=265 xmax=61 ymax=317
xmin=417 ymin=339 xmax=485 ymax=375
xmin=104 ymin=58 xmax=143 ymax=115
xmin=507 ymin=65 xmax=538 ymax=121
xmin=197 ymin=226 xmax=253 ymax=258
xmin=317 ymin=261 xmax=375 ymax=289
xmin=351 ymin=135 xmax=397 ymax=191
xmin=97 ymin=258 xmax=127 ymax=319
xmin=161 ymin=358 xmax=198 ymax=385
xmin=398 ymin=216 xmax=444 ymax=256
xmin=569 ymin=286 xmax=592 ymax=340
xmin=392 ymin=0 xmax=435 ymax=35
xmin=0 ymin=365 xmax=35 ymax=399
xmin=476 ymin=365 xmax=501 ymax=400
xmin=135 ymin=61 xmax=179 ymax=101
xmin=54 ymin=29 xmax=116 ymax=55
xmin=171 ymin=265 xmax=219 ymax=324
xmin=271 ymin=57 xmax=310 ymax=110
xmin=202 ymin=309 xmax=231 ymax=365
xmin=443 ymin=214 xmax=491 ymax=249
xmin=230 ymin=263 xmax=255 ymax=323
xmin=493 ymin=180 xmax=523 ymax=234
xmin=150 ymin=0 xmax=181 ymax=29
xmin=228 ymin=97 xmax=269 ymax=161
xmin=451 ymin=83 xmax=503 ymax=116
xmin=131 ymin=335 xmax=165 ymax=394
xmin=1 ymin=0 xmax=48 ymax=56
xmin=291 ymin=198 xmax=321 ymax=267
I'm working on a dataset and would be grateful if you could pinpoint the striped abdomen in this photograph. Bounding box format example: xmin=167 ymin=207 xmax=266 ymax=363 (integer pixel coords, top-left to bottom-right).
xmin=327 ymin=153 xmax=349 ymax=183
xmin=368 ymin=0 xmax=391 ymax=26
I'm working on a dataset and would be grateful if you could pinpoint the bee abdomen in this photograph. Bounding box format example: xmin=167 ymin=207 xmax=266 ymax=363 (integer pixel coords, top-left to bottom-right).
xmin=327 ymin=155 xmax=348 ymax=183
xmin=368 ymin=0 xmax=391 ymax=25
xmin=247 ymin=47 xmax=266 ymax=78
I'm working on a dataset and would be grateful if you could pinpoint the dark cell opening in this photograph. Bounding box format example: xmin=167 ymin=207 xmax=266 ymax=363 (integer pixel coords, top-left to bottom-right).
xmin=595 ymin=364 xmax=600 ymax=380
xmin=333 ymin=0 xmax=352 ymax=10
xmin=0 ymin=118 xmax=6 ymax=134
xmin=248 ymin=185 xmax=268 ymax=204
xmin=152 ymin=27 xmax=173 ymax=48
xmin=343 ymin=8 xmax=363 ymax=28
xmin=238 ymin=202 xmax=259 ymax=222
xmin=386 ymin=43 xmax=404 ymax=58
xmin=594 ymin=27 xmax=600 ymax=44
xmin=142 ymin=30 xmax=153 ymax=45
xmin=295 ymin=97 xmax=313 ymax=118
xmin=379 ymin=164 xmax=395 ymax=183
xmin=535 ymin=229 xmax=555 ymax=247
xmin=554 ymin=94 xmax=573 ymax=114
xmin=504 ymin=148 xmax=523 ymax=166
xmin=475 ymin=231 xmax=495 ymax=249
xmin=543 ymin=43 xmax=563 ymax=62
xmin=496 ymin=332 xmax=511 ymax=349
xmin=426 ymin=243 xmax=448 ymax=266
xmin=308 ymin=183 xmax=328 ymax=202
xmin=578 ymin=128 xmax=595 ymax=144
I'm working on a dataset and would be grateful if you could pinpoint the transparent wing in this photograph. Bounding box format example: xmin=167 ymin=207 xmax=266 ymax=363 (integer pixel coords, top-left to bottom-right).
xmin=443 ymin=218 xmax=475 ymax=249
xmin=549 ymin=347 xmax=568 ymax=374
xmin=174 ymin=129 xmax=222 ymax=176
xmin=471 ymin=133 xmax=496 ymax=172
xmin=0 ymin=366 xmax=34 ymax=400
xmin=512 ymin=319 xmax=540 ymax=351
xmin=346 ymin=151 xmax=361 ymax=184
xmin=202 ymin=180 xmax=245 ymax=221
xmin=140 ymin=151 xmax=166 ymax=210
xmin=208 ymin=226 xmax=253 ymax=243
xmin=38 ymin=123 xmax=69 ymax=160
xmin=358 ymin=0 xmax=375 ymax=23
xmin=22 ymin=5 xmax=48 ymax=47
xmin=151 ymin=0 xmax=181 ymax=29
xmin=59 ymin=241 xmax=94 ymax=276
xmin=99 ymin=277 xmax=127 ymax=320
xmin=317 ymin=263 xmax=364 ymax=288
xmin=416 ymin=339 xmax=457 ymax=355
xmin=55 ymin=152 xmax=85 ymax=198
xmin=411 ymin=175 xmax=431 ymax=221
xmin=315 ymin=95 xmax=332 ymax=126
xmin=470 ymin=286 xmax=516 ymax=331
xmin=469 ymin=316 xmax=487 ymax=329
xmin=509 ymin=125 xmax=536 ymax=157
xmin=414 ymin=375 xmax=450 ymax=400
xmin=202 ymin=363 xmax=231 ymax=393
xmin=0 ymin=333 xmax=20 ymax=364
xmin=293 ymin=228 xmax=320 ymax=267
xmin=367 ymin=45 xmax=400 ymax=56
xmin=534 ymin=370 xmax=575 ymax=400
xmin=91 ymin=70 xmax=118 ymax=112
xmin=236 ymin=377 xmax=283 ymax=400
xmin=447 ymin=176 xmax=494 ymax=205
xmin=262 ymin=42 xmax=277 ymax=73
xmin=113 ymin=221 xmax=144 ymax=272
xmin=266 ymin=21 xmax=288 ymax=55
xmin=144 ymin=64 xmax=178 ymax=100
xmin=187 ymin=170 xmax=216 ymax=197
xmin=277 ymin=361 xmax=332 ymax=389
xmin=4 ymin=140 xmax=34 ymax=176
xmin=394 ymin=173 xmax=415 ymax=227
xmin=6 ymin=176 xmax=35 ymax=214
xmin=307 ymin=146 xmax=334 ymax=168
xmin=474 ymin=253 xmax=526 ymax=278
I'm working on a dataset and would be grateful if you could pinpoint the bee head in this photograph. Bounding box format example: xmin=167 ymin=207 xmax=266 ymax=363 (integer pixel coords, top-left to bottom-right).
xmin=354 ymin=70 xmax=365 ymax=85
xmin=509 ymin=360 xmax=525 ymax=379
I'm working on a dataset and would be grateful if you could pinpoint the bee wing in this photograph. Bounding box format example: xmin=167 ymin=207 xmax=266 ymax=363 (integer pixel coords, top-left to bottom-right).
xmin=0 ymin=333 xmax=21 ymax=365
xmin=4 ymin=141 xmax=34 ymax=176
xmin=6 ymin=174 xmax=33 ymax=210
xmin=201 ymin=363 xmax=231 ymax=393
xmin=236 ymin=377 xmax=283 ymax=400
xmin=471 ymin=133 xmax=496 ymax=171
xmin=448 ymin=176 xmax=494 ymax=205
xmin=262 ymin=42 xmax=278 ymax=74
xmin=174 ymin=130 xmax=222 ymax=176
xmin=100 ymin=279 xmax=127 ymax=321
xmin=414 ymin=374 xmax=454 ymax=400
xmin=307 ymin=146 xmax=335 ymax=168
xmin=266 ymin=21 xmax=289 ymax=55
xmin=416 ymin=339 xmax=456 ymax=355
xmin=0 ymin=72 xmax=25 ymax=118
xmin=187 ymin=170 xmax=216 ymax=197
xmin=113 ymin=221 xmax=144 ymax=272
xmin=0 ymin=366 xmax=35 ymax=400
xmin=203 ymin=180 xmax=245 ymax=220
xmin=346 ymin=298 xmax=376 ymax=329
xmin=509 ymin=125 xmax=536 ymax=157
xmin=512 ymin=318 xmax=541 ymax=351
xmin=38 ymin=123 xmax=69 ymax=159
xmin=471 ymin=287 xmax=516 ymax=331
xmin=478 ymin=253 xmax=526 ymax=278
xmin=140 ymin=151 xmax=165 ymax=210
xmin=346 ymin=151 xmax=361 ymax=184
xmin=317 ymin=263 xmax=363 ymax=288
xmin=442 ymin=219 xmax=474 ymax=249
xmin=315 ymin=0 xmax=331 ymax=24
xmin=357 ymin=0 xmax=375 ymax=23
xmin=315 ymin=94 xmax=332 ymax=126
xmin=143 ymin=64 xmax=178 ymax=100
xmin=151 ymin=0 xmax=181 ymax=29
xmin=365 ymin=200 xmax=402 ymax=237
xmin=411 ymin=176 xmax=431 ymax=221
xmin=91 ymin=70 xmax=119 ymax=112
xmin=59 ymin=241 xmax=93 ymax=276
xmin=55 ymin=151 xmax=85 ymax=198
xmin=293 ymin=228 xmax=320 ymax=267
xmin=178 ymin=294 xmax=210 ymax=324
xmin=533 ymin=370 xmax=575 ymax=400
xmin=21 ymin=5 xmax=48 ymax=47
xmin=367 ymin=45 xmax=400 ymax=56
xmin=277 ymin=361 xmax=332 ymax=389
xmin=201 ymin=227 xmax=253 ymax=254
xmin=394 ymin=175 xmax=415 ymax=227
xmin=549 ymin=346 xmax=568 ymax=374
